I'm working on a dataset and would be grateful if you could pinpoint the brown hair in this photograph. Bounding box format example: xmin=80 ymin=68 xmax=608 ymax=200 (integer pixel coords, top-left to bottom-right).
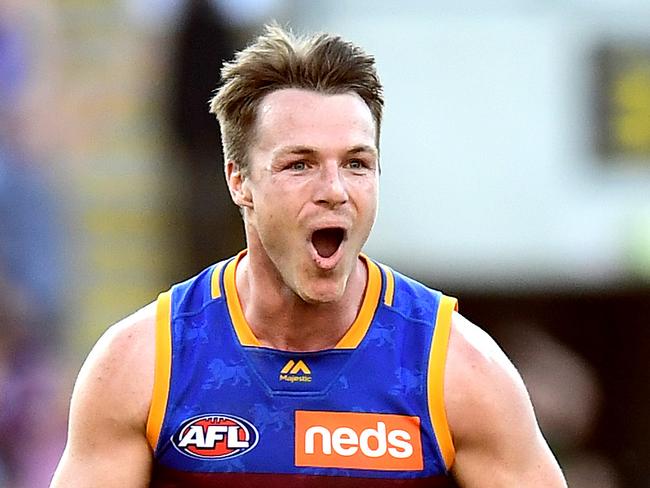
xmin=209 ymin=23 xmax=384 ymax=174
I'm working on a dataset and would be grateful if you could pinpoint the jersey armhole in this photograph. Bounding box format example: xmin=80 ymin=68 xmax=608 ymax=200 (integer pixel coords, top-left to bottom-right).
xmin=427 ymin=294 xmax=458 ymax=471
xmin=145 ymin=289 xmax=172 ymax=452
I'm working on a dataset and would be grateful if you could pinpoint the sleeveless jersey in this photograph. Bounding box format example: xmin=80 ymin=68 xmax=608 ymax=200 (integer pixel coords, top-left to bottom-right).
xmin=146 ymin=252 xmax=458 ymax=487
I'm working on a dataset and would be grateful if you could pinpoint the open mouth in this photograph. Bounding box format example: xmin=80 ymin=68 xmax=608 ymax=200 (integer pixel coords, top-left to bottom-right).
xmin=311 ymin=227 xmax=346 ymax=259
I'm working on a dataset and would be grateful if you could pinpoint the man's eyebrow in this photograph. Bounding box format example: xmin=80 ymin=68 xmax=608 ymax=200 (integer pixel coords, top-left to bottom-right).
xmin=273 ymin=144 xmax=378 ymax=158
xmin=348 ymin=145 xmax=378 ymax=156
xmin=274 ymin=146 xmax=318 ymax=157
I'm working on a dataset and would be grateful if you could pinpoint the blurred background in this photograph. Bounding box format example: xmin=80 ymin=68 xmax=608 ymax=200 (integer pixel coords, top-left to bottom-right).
xmin=0 ymin=0 xmax=648 ymax=486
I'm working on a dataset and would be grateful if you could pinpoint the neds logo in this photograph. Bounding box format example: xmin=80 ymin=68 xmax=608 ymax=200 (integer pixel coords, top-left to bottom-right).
xmin=172 ymin=414 xmax=259 ymax=460
xmin=295 ymin=410 xmax=423 ymax=471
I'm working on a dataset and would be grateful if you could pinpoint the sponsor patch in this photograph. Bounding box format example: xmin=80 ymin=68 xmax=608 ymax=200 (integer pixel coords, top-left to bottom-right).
xmin=280 ymin=359 xmax=312 ymax=383
xmin=172 ymin=414 xmax=259 ymax=460
xmin=295 ymin=410 xmax=423 ymax=471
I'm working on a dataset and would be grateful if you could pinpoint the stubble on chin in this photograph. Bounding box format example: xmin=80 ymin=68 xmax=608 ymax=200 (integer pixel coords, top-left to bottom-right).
xmin=300 ymin=261 xmax=356 ymax=305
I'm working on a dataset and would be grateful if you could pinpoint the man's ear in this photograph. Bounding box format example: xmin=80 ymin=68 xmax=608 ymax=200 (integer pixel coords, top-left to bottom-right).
xmin=225 ymin=160 xmax=253 ymax=209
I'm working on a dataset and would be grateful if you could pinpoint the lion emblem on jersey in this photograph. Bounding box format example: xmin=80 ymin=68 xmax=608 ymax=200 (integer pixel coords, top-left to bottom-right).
xmin=202 ymin=359 xmax=251 ymax=390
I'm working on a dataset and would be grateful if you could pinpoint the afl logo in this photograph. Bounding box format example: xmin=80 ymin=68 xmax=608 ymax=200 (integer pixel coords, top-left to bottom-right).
xmin=172 ymin=414 xmax=259 ymax=460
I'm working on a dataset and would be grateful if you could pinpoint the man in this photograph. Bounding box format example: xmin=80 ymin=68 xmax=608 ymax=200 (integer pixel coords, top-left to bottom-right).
xmin=52 ymin=24 xmax=567 ymax=487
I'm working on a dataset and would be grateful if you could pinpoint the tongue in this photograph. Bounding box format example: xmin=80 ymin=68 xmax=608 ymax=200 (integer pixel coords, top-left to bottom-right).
xmin=312 ymin=229 xmax=342 ymax=258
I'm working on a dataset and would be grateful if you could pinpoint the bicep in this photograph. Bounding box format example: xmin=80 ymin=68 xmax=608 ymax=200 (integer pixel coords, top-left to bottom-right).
xmin=445 ymin=313 xmax=566 ymax=488
xmin=450 ymin=392 xmax=564 ymax=487
xmin=52 ymin=437 xmax=151 ymax=488
xmin=51 ymin=320 xmax=154 ymax=487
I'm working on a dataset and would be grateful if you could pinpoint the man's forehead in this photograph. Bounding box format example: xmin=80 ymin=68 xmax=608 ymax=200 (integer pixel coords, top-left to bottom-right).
xmin=256 ymin=89 xmax=375 ymax=131
xmin=253 ymin=89 xmax=377 ymax=151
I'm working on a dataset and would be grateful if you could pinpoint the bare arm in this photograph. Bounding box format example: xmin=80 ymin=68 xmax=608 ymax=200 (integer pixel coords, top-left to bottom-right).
xmin=445 ymin=312 xmax=567 ymax=488
xmin=50 ymin=304 xmax=156 ymax=487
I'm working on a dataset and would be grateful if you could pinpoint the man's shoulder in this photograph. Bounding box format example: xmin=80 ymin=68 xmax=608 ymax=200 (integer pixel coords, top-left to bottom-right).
xmin=97 ymin=302 xmax=156 ymax=367
xmin=446 ymin=312 xmax=525 ymax=400
xmin=445 ymin=312 xmax=535 ymax=446
xmin=447 ymin=313 xmax=508 ymax=370
xmin=103 ymin=300 xmax=157 ymax=379
xmin=75 ymin=302 xmax=157 ymax=430
xmin=443 ymin=315 xmax=567 ymax=486
xmin=51 ymin=303 xmax=158 ymax=486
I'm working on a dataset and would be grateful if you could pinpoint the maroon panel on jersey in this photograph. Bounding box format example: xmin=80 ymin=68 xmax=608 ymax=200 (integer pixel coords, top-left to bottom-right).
xmin=150 ymin=464 xmax=458 ymax=488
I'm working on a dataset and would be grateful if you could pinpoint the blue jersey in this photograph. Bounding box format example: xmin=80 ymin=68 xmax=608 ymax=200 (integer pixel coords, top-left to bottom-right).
xmin=147 ymin=252 xmax=458 ymax=487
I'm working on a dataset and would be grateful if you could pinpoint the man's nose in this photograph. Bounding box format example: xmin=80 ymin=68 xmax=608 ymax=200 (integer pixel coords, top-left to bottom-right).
xmin=314 ymin=163 xmax=348 ymax=207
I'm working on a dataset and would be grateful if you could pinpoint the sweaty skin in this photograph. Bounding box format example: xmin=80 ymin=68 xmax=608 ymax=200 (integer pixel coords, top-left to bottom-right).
xmin=51 ymin=89 xmax=567 ymax=488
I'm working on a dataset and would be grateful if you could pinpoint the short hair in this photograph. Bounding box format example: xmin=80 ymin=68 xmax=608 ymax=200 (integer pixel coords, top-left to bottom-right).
xmin=209 ymin=23 xmax=384 ymax=174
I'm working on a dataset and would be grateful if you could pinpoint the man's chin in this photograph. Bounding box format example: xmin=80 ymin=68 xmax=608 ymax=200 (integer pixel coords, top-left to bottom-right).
xmin=290 ymin=251 xmax=358 ymax=304
xmin=296 ymin=281 xmax=346 ymax=305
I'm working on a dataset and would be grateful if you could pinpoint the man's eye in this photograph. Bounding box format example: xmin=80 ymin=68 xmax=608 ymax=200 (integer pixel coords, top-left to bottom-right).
xmin=348 ymin=159 xmax=365 ymax=169
xmin=289 ymin=161 xmax=307 ymax=170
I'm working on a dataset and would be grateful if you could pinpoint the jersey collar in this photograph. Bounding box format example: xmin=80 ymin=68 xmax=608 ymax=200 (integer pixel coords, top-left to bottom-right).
xmin=222 ymin=250 xmax=382 ymax=350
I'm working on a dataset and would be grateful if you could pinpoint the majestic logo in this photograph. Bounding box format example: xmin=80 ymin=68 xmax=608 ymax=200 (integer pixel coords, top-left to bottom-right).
xmin=295 ymin=410 xmax=423 ymax=471
xmin=172 ymin=414 xmax=259 ymax=460
xmin=280 ymin=359 xmax=312 ymax=383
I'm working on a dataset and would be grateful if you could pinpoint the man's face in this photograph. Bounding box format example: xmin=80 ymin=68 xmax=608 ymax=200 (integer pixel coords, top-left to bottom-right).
xmin=236 ymin=88 xmax=379 ymax=304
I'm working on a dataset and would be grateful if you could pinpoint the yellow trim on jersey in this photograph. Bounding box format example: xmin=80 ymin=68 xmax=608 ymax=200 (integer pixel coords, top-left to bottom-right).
xmin=146 ymin=290 xmax=172 ymax=450
xmin=224 ymin=251 xmax=262 ymax=346
xmin=223 ymin=252 xmax=381 ymax=349
xmin=334 ymin=255 xmax=381 ymax=349
xmin=427 ymin=295 xmax=458 ymax=470
xmin=381 ymin=264 xmax=395 ymax=307
xmin=210 ymin=261 xmax=226 ymax=299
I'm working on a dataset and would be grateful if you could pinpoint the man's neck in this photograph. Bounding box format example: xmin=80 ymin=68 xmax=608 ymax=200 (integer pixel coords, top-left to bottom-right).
xmin=234 ymin=252 xmax=367 ymax=352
